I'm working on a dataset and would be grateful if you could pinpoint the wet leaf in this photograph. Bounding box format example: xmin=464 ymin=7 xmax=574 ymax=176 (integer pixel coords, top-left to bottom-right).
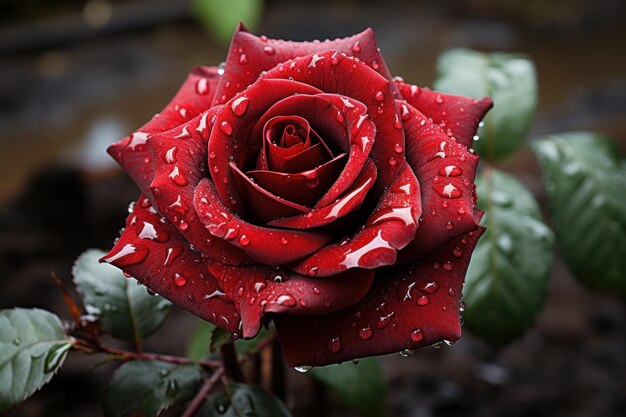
xmin=533 ymin=132 xmax=626 ymax=293
xmin=464 ymin=169 xmax=553 ymax=346
xmin=0 ymin=308 xmax=72 ymax=414
xmin=309 ymin=357 xmax=386 ymax=417
xmin=197 ymin=383 xmax=292 ymax=417
xmin=105 ymin=360 xmax=203 ymax=417
xmin=192 ymin=0 xmax=263 ymax=45
xmin=434 ymin=48 xmax=537 ymax=161
xmin=73 ymin=249 xmax=171 ymax=344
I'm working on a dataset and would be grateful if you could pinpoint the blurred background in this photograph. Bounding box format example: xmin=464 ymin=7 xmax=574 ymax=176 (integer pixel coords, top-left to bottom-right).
xmin=1 ymin=0 xmax=625 ymax=416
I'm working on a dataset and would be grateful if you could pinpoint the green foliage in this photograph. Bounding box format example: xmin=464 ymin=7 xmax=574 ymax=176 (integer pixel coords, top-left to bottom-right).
xmin=0 ymin=308 xmax=72 ymax=414
xmin=309 ymin=357 xmax=387 ymax=417
xmin=73 ymin=250 xmax=171 ymax=345
xmin=105 ymin=360 xmax=203 ymax=417
xmin=434 ymin=48 xmax=537 ymax=161
xmin=192 ymin=0 xmax=263 ymax=45
xmin=197 ymin=383 xmax=292 ymax=417
xmin=533 ymin=132 xmax=626 ymax=293
xmin=464 ymin=169 xmax=553 ymax=346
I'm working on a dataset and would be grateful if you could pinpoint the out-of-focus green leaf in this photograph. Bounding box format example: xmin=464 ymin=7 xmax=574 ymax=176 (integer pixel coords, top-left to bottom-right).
xmin=105 ymin=360 xmax=203 ymax=417
xmin=532 ymin=132 xmax=626 ymax=293
xmin=434 ymin=48 xmax=537 ymax=161
xmin=309 ymin=357 xmax=387 ymax=417
xmin=464 ymin=169 xmax=553 ymax=346
xmin=0 ymin=308 xmax=72 ymax=414
xmin=73 ymin=249 xmax=171 ymax=344
xmin=197 ymin=383 xmax=292 ymax=417
xmin=191 ymin=0 xmax=263 ymax=45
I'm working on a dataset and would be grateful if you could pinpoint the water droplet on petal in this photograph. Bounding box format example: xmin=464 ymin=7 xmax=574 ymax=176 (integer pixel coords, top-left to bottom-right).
xmin=239 ymin=54 xmax=248 ymax=65
xmin=417 ymin=295 xmax=430 ymax=306
xmin=294 ymin=365 xmax=312 ymax=373
xmin=263 ymin=45 xmax=275 ymax=55
xmin=438 ymin=165 xmax=463 ymax=177
xmin=351 ymin=41 xmax=361 ymax=52
xmin=443 ymin=261 xmax=454 ymax=271
xmin=281 ymin=237 xmax=288 ymax=245
xmin=328 ymin=336 xmax=341 ymax=352
xmin=168 ymin=166 xmax=188 ymax=186
xmin=453 ymin=247 xmax=463 ymax=258
xmin=448 ymin=287 xmax=456 ymax=296
xmin=359 ymin=326 xmax=373 ymax=340
xmin=394 ymin=143 xmax=403 ymax=153
xmin=400 ymin=349 xmax=414 ymax=357
xmin=231 ymin=96 xmax=249 ymax=116
xmin=446 ymin=221 xmax=454 ymax=231
xmin=435 ymin=94 xmax=444 ymax=104
xmin=421 ymin=281 xmax=439 ymax=294
xmin=196 ymin=78 xmax=209 ymax=95
xmin=308 ymin=266 xmax=319 ymax=276
xmin=375 ymin=90 xmax=384 ymax=101
xmin=276 ymin=294 xmax=296 ymax=307
xmin=460 ymin=301 xmax=467 ymax=312
xmin=173 ymin=273 xmax=187 ymax=287
xmin=239 ymin=235 xmax=250 ymax=246
xmin=219 ymin=121 xmax=233 ymax=136
xmin=433 ymin=182 xmax=462 ymax=199
xmin=410 ymin=328 xmax=424 ymax=342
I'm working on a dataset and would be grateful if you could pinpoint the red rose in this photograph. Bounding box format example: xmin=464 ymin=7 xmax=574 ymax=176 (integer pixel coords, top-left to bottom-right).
xmin=102 ymin=24 xmax=492 ymax=366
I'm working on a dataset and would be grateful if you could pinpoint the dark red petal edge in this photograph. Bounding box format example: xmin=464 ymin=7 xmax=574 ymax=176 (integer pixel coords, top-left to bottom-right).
xmin=398 ymin=100 xmax=482 ymax=263
xmin=148 ymin=107 xmax=248 ymax=265
xmin=194 ymin=179 xmax=332 ymax=266
xmin=107 ymin=66 xmax=221 ymax=198
xmin=275 ymin=227 xmax=485 ymax=366
xmin=206 ymin=262 xmax=375 ymax=338
xmin=214 ymin=24 xmax=398 ymax=106
xmin=395 ymin=80 xmax=493 ymax=149
xmin=100 ymin=195 xmax=240 ymax=333
xmin=291 ymin=162 xmax=421 ymax=277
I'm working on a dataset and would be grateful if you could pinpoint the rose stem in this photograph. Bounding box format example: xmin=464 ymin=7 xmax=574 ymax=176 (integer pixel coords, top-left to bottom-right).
xmin=180 ymin=365 xmax=225 ymax=417
xmin=220 ymin=342 xmax=246 ymax=382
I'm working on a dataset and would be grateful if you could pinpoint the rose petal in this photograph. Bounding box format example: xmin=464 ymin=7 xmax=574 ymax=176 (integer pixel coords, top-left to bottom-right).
xmin=291 ymin=162 xmax=420 ymax=277
xmin=148 ymin=107 xmax=248 ymax=265
xmin=214 ymin=24 xmax=397 ymax=106
xmin=206 ymin=262 xmax=374 ymax=338
xmin=194 ymin=179 xmax=332 ymax=265
xmin=397 ymin=101 xmax=482 ymax=263
xmin=100 ymin=195 xmax=240 ymax=333
xmin=263 ymin=51 xmax=404 ymax=196
xmin=107 ymin=66 xmax=221 ymax=198
xmin=246 ymin=153 xmax=347 ymax=208
xmin=268 ymin=158 xmax=377 ymax=229
xmin=208 ymin=79 xmax=323 ymax=216
xmin=274 ymin=228 xmax=485 ymax=366
xmin=396 ymin=81 xmax=493 ymax=149
xmin=229 ymin=162 xmax=311 ymax=222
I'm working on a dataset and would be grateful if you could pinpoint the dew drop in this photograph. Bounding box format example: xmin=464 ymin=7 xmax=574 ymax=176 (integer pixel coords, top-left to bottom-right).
xmin=308 ymin=266 xmax=319 ymax=276
xmin=239 ymin=235 xmax=250 ymax=246
xmin=375 ymin=90 xmax=384 ymax=101
xmin=173 ymin=273 xmax=187 ymax=287
xmin=179 ymin=219 xmax=189 ymax=231
xmin=231 ymin=96 xmax=249 ymax=117
xmin=276 ymin=294 xmax=296 ymax=307
xmin=443 ymin=261 xmax=454 ymax=271
xmin=196 ymin=78 xmax=209 ymax=95
xmin=219 ymin=121 xmax=233 ymax=136
xmin=359 ymin=326 xmax=373 ymax=340
xmin=410 ymin=328 xmax=424 ymax=342
xmin=457 ymin=207 xmax=466 ymax=215
xmin=433 ymin=182 xmax=462 ymax=199
xmin=239 ymin=53 xmax=248 ymax=65
xmin=263 ymin=45 xmax=275 ymax=55
xmin=376 ymin=312 xmax=395 ymax=329
xmin=328 ymin=336 xmax=341 ymax=352
xmin=294 ymin=365 xmax=312 ymax=373
xmin=281 ymin=237 xmax=288 ymax=245
xmin=421 ymin=281 xmax=439 ymax=294
xmin=460 ymin=301 xmax=466 ymax=312
xmin=400 ymin=349 xmax=414 ymax=357
xmin=438 ymin=165 xmax=463 ymax=177
xmin=452 ymin=247 xmax=463 ymax=258
xmin=168 ymin=166 xmax=188 ymax=186
xmin=435 ymin=94 xmax=444 ymax=104
xmin=417 ymin=295 xmax=430 ymax=306
xmin=448 ymin=287 xmax=456 ymax=296
xmin=445 ymin=222 xmax=454 ymax=231
xmin=394 ymin=143 xmax=403 ymax=153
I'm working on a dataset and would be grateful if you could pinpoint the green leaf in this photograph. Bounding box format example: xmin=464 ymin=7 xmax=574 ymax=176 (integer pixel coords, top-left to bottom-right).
xmin=532 ymin=132 xmax=626 ymax=293
xmin=0 ymin=308 xmax=72 ymax=414
xmin=464 ymin=169 xmax=553 ymax=346
xmin=186 ymin=320 xmax=215 ymax=360
xmin=187 ymin=319 xmax=274 ymax=360
xmin=73 ymin=249 xmax=171 ymax=344
xmin=434 ymin=48 xmax=537 ymax=161
xmin=105 ymin=360 xmax=203 ymax=417
xmin=198 ymin=383 xmax=292 ymax=417
xmin=191 ymin=0 xmax=264 ymax=45
xmin=309 ymin=357 xmax=387 ymax=417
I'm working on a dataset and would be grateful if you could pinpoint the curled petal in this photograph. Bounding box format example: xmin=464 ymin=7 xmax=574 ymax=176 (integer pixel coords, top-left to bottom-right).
xmin=269 ymin=158 xmax=377 ymax=229
xmin=264 ymin=51 xmax=404 ymax=196
xmin=398 ymin=101 xmax=481 ymax=263
xmin=214 ymin=24 xmax=397 ymax=106
xmin=275 ymin=228 xmax=485 ymax=366
xmin=194 ymin=179 xmax=332 ymax=265
xmin=291 ymin=162 xmax=420 ymax=277
xmin=207 ymin=262 xmax=374 ymax=338
xmin=396 ymin=80 xmax=493 ymax=149
xmin=148 ymin=107 xmax=248 ymax=265
xmin=107 ymin=66 xmax=221 ymax=198
xmin=100 ymin=195 xmax=239 ymax=333
xmin=208 ymin=79 xmax=323 ymax=216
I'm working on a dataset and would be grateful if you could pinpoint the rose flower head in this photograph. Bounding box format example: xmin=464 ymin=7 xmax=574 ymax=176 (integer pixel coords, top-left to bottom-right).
xmin=101 ymin=24 xmax=492 ymax=366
